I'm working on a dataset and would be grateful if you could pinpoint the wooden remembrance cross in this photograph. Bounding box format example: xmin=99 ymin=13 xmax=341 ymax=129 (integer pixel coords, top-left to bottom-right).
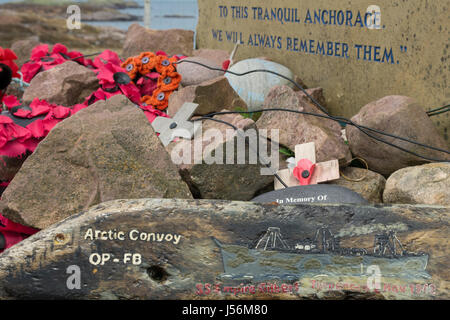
xmin=274 ymin=142 xmax=340 ymax=190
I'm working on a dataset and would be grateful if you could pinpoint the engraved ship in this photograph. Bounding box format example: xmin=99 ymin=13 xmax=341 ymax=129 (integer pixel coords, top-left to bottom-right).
xmin=213 ymin=227 xmax=430 ymax=281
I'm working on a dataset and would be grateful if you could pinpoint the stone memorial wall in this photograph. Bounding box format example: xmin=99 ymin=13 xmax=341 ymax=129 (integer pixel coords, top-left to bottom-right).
xmin=196 ymin=0 xmax=449 ymax=144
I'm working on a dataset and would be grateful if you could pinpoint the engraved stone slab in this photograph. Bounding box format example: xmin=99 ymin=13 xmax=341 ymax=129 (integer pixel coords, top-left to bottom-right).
xmin=253 ymin=185 xmax=368 ymax=205
xmin=0 ymin=199 xmax=448 ymax=300
xmin=196 ymin=0 xmax=449 ymax=143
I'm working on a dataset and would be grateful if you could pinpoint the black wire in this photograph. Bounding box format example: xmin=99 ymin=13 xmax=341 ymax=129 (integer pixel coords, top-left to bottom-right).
xmin=426 ymin=104 xmax=450 ymax=115
xmin=207 ymin=110 xmax=450 ymax=156
xmin=193 ymin=116 xmax=289 ymax=188
xmin=69 ymin=52 xmax=104 ymax=61
xmin=174 ymin=60 xmax=330 ymax=115
xmin=202 ymin=109 xmax=450 ymax=162
xmin=427 ymin=105 xmax=450 ymax=117
xmin=174 ymin=59 xmax=449 ymax=162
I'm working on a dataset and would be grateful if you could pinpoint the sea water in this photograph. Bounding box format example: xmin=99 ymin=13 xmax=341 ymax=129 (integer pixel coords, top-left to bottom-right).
xmin=0 ymin=0 xmax=199 ymax=31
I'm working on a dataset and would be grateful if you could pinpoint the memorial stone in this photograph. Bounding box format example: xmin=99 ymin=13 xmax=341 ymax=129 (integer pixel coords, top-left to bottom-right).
xmin=0 ymin=199 xmax=447 ymax=300
xmin=196 ymin=0 xmax=449 ymax=144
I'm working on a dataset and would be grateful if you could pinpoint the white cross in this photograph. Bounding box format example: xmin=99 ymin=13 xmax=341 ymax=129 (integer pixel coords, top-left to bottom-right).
xmin=151 ymin=102 xmax=200 ymax=146
xmin=274 ymin=142 xmax=340 ymax=190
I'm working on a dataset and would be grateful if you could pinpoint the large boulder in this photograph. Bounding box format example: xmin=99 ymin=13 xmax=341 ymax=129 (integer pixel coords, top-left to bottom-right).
xmin=0 ymin=198 xmax=448 ymax=300
xmin=167 ymin=76 xmax=247 ymax=117
xmin=166 ymin=111 xmax=274 ymax=201
xmin=0 ymin=95 xmax=192 ymax=229
xmin=327 ymin=167 xmax=386 ymax=203
xmin=383 ymin=163 xmax=450 ymax=206
xmin=176 ymin=56 xmax=224 ymax=87
xmin=22 ymin=61 xmax=99 ymax=106
xmin=346 ymin=96 xmax=450 ymax=176
xmin=122 ymin=23 xmax=194 ymax=58
xmin=256 ymin=85 xmax=352 ymax=165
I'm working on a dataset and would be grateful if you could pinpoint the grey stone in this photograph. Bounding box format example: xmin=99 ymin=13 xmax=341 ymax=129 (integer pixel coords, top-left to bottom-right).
xmin=10 ymin=36 xmax=40 ymax=68
xmin=122 ymin=23 xmax=194 ymax=58
xmin=167 ymin=76 xmax=247 ymax=117
xmin=192 ymin=48 xmax=229 ymax=66
xmin=327 ymin=167 xmax=386 ymax=203
xmin=22 ymin=61 xmax=99 ymax=106
xmin=177 ymin=56 xmax=224 ymax=86
xmin=383 ymin=163 xmax=450 ymax=206
xmin=166 ymin=110 xmax=274 ymax=201
xmin=256 ymin=85 xmax=352 ymax=165
xmin=0 ymin=95 xmax=192 ymax=229
xmin=346 ymin=96 xmax=450 ymax=176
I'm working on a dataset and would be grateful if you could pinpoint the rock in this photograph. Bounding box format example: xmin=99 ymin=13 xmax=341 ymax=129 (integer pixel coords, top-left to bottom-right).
xmin=10 ymin=36 xmax=40 ymax=68
xmin=22 ymin=61 xmax=99 ymax=107
xmin=346 ymin=96 xmax=450 ymax=176
xmin=0 ymin=9 xmax=124 ymax=51
xmin=327 ymin=167 xmax=386 ymax=203
xmin=177 ymin=56 xmax=224 ymax=86
xmin=225 ymin=58 xmax=296 ymax=111
xmin=0 ymin=154 xmax=28 ymax=183
xmin=122 ymin=23 xmax=194 ymax=58
xmin=256 ymin=85 xmax=352 ymax=165
xmin=0 ymin=95 xmax=192 ymax=229
xmin=0 ymin=198 xmax=448 ymax=300
xmin=95 ymin=26 xmax=126 ymax=45
xmin=167 ymin=76 xmax=247 ymax=117
xmin=192 ymin=48 xmax=229 ymax=66
xmin=5 ymin=81 xmax=25 ymax=101
xmin=292 ymin=75 xmax=308 ymax=91
xmin=296 ymin=87 xmax=326 ymax=107
xmin=166 ymin=111 xmax=274 ymax=201
xmin=383 ymin=163 xmax=450 ymax=206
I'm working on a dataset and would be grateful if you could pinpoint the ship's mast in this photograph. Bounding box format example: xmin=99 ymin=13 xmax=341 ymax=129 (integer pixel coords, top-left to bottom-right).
xmin=255 ymin=227 xmax=290 ymax=251
xmin=314 ymin=227 xmax=336 ymax=252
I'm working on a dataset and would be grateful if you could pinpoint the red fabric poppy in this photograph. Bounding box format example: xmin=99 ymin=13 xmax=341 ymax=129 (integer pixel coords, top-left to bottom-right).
xmin=136 ymin=75 xmax=158 ymax=97
xmin=91 ymin=50 xmax=122 ymax=70
xmin=0 ymin=213 xmax=39 ymax=253
xmin=0 ymin=47 xmax=20 ymax=79
xmin=21 ymin=43 xmax=95 ymax=83
xmin=0 ymin=115 xmax=34 ymax=158
xmin=2 ymin=95 xmax=21 ymax=110
xmin=139 ymin=103 xmax=169 ymax=123
xmin=222 ymin=59 xmax=231 ymax=70
xmin=84 ymin=62 xmax=142 ymax=106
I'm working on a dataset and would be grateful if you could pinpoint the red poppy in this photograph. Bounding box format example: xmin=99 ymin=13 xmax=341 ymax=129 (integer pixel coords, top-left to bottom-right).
xmin=90 ymin=50 xmax=122 ymax=70
xmin=0 ymin=115 xmax=35 ymax=158
xmin=2 ymin=95 xmax=21 ymax=110
xmin=20 ymin=43 xmax=95 ymax=83
xmin=85 ymin=62 xmax=141 ymax=106
xmin=0 ymin=47 xmax=20 ymax=79
xmin=0 ymin=213 xmax=39 ymax=253
xmin=0 ymin=96 xmax=79 ymax=158
xmin=139 ymin=102 xmax=169 ymax=123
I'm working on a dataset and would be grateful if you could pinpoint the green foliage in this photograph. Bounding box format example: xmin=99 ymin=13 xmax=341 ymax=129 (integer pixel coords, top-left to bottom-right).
xmin=279 ymin=146 xmax=295 ymax=157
